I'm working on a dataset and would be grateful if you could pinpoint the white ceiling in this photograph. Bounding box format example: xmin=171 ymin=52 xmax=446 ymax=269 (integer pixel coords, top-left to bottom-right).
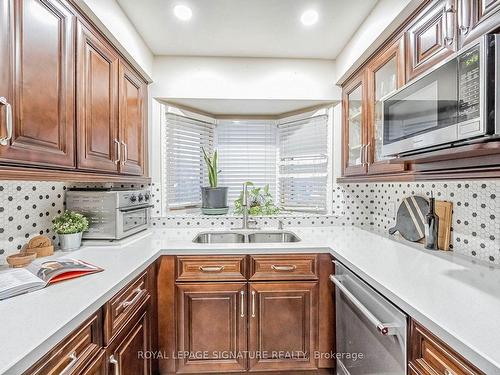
xmin=117 ymin=0 xmax=378 ymax=59
xmin=160 ymin=98 xmax=336 ymax=116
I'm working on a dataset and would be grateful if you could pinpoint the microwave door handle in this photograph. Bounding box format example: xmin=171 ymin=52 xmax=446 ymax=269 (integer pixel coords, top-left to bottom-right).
xmin=330 ymin=275 xmax=400 ymax=336
xmin=119 ymin=204 xmax=154 ymax=212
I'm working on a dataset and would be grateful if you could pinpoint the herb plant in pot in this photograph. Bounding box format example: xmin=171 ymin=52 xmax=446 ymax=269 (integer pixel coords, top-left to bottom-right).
xmin=201 ymin=148 xmax=229 ymax=215
xmin=52 ymin=211 xmax=89 ymax=251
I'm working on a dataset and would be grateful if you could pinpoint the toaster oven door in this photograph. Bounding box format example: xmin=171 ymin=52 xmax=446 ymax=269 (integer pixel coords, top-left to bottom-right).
xmin=117 ymin=204 xmax=153 ymax=239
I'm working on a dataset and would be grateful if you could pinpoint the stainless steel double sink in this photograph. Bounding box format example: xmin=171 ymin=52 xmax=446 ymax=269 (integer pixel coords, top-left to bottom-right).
xmin=193 ymin=230 xmax=301 ymax=244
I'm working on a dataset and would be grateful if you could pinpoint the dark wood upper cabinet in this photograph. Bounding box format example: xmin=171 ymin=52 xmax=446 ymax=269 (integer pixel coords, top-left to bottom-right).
xmin=76 ymin=20 xmax=120 ymax=173
xmin=176 ymin=282 xmax=248 ymax=373
xmin=248 ymin=281 xmax=318 ymax=372
xmin=0 ymin=0 xmax=76 ymax=168
xmin=119 ymin=61 xmax=146 ymax=176
xmin=406 ymin=0 xmax=457 ymax=81
xmin=106 ymin=309 xmax=152 ymax=375
xmin=342 ymin=37 xmax=407 ymax=179
xmin=461 ymin=0 xmax=500 ymax=46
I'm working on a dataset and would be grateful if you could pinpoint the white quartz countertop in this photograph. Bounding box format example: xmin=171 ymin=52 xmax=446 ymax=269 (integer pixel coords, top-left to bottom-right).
xmin=1 ymin=226 xmax=500 ymax=375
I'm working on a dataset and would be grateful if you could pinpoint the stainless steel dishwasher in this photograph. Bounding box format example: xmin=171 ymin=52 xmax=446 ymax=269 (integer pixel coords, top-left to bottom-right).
xmin=330 ymin=261 xmax=407 ymax=375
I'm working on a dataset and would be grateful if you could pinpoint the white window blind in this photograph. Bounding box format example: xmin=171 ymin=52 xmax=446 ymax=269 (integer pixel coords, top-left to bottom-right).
xmin=165 ymin=113 xmax=214 ymax=209
xmin=278 ymin=114 xmax=329 ymax=213
xmin=216 ymin=120 xmax=277 ymax=204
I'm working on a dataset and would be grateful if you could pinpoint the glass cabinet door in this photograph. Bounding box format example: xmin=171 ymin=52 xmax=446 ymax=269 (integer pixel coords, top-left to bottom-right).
xmin=373 ymin=56 xmax=397 ymax=163
xmin=343 ymin=74 xmax=367 ymax=176
xmin=367 ymin=37 xmax=406 ymax=175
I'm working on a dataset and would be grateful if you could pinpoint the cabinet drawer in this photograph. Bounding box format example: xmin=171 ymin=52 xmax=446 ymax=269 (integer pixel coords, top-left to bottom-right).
xmin=250 ymin=254 xmax=318 ymax=280
xmin=176 ymin=255 xmax=247 ymax=281
xmin=409 ymin=320 xmax=484 ymax=375
xmin=104 ymin=270 xmax=151 ymax=344
xmin=26 ymin=312 xmax=102 ymax=375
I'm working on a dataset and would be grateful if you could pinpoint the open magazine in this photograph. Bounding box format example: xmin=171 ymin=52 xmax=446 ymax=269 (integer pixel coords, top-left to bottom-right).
xmin=0 ymin=258 xmax=103 ymax=300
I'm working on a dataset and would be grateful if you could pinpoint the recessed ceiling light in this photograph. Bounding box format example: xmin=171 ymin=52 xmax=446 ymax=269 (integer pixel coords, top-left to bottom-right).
xmin=301 ymin=10 xmax=318 ymax=26
xmin=174 ymin=4 xmax=192 ymax=21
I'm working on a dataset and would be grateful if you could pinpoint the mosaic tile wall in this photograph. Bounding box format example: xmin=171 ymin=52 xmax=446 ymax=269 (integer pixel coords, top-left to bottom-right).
xmin=333 ymin=180 xmax=500 ymax=264
xmin=1 ymin=180 xmax=499 ymax=265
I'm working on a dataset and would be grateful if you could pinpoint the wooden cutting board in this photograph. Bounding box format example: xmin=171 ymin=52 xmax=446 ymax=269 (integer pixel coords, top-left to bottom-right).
xmin=435 ymin=200 xmax=453 ymax=251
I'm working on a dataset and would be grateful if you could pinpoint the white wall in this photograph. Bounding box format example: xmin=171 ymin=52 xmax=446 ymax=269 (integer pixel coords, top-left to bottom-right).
xmin=151 ymin=56 xmax=340 ymax=101
xmin=79 ymin=0 xmax=154 ymax=79
xmin=335 ymin=0 xmax=422 ymax=84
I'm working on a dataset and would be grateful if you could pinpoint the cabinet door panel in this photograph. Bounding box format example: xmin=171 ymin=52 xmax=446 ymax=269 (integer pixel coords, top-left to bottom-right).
xmin=342 ymin=73 xmax=367 ymax=176
xmin=248 ymin=282 xmax=318 ymax=372
xmin=366 ymin=37 xmax=406 ymax=175
xmin=76 ymin=21 xmax=119 ymax=173
xmin=0 ymin=0 xmax=75 ymax=168
xmin=176 ymin=282 xmax=247 ymax=373
xmin=119 ymin=61 xmax=145 ymax=175
xmin=107 ymin=308 xmax=151 ymax=375
xmin=406 ymin=0 xmax=456 ymax=80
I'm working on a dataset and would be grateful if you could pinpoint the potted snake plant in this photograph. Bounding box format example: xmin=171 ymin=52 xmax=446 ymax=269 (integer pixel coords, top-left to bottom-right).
xmin=201 ymin=148 xmax=228 ymax=215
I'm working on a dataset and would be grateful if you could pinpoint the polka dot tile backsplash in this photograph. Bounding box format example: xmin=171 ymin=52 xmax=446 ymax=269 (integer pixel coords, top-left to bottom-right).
xmin=333 ymin=180 xmax=500 ymax=264
xmin=1 ymin=179 xmax=499 ymax=266
xmin=0 ymin=181 xmax=66 ymax=265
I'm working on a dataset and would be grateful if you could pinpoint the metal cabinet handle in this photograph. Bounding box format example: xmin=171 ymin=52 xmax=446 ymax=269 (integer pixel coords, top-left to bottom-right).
xmin=199 ymin=265 xmax=225 ymax=272
xmin=109 ymin=354 xmax=120 ymax=375
xmin=271 ymin=264 xmax=297 ymax=272
xmin=330 ymin=275 xmax=400 ymax=336
xmin=365 ymin=142 xmax=371 ymax=166
xmin=0 ymin=97 xmax=13 ymax=146
xmin=240 ymin=290 xmax=245 ymax=318
xmin=458 ymin=0 xmax=470 ymax=35
xmin=251 ymin=290 xmax=256 ymax=318
xmin=59 ymin=351 xmax=78 ymax=375
xmin=120 ymin=141 xmax=127 ymax=166
xmin=443 ymin=1 xmax=455 ymax=46
xmin=120 ymin=286 xmax=144 ymax=309
xmin=114 ymin=139 xmax=121 ymax=165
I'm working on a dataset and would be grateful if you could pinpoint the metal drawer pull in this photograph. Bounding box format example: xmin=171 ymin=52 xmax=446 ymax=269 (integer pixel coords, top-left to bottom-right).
xmin=59 ymin=351 xmax=78 ymax=375
xmin=109 ymin=354 xmax=120 ymax=375
xmin=251 ymin=290 xmax=256 ymax=318
xmin=199 ymin=265 xmax=225 ymax=272
xmin=330 ymin=275 xmax=400 ymax=336
xmin=271 ymin=264 xmax=297 ymax=272
xmin=240 ymin=290 xmax=245 ymax=318
xmin=121 ymin=286 xmax=144 ymax=309
xmin=0 ymin=97 xmax=13 ymax=146
xmin=120 ymin=141 xmax=127 ymax=165
xmin=114 ymin=139 xmax=121 ymax=165
xmin=444 ymin=369 xmax=456 ymax=375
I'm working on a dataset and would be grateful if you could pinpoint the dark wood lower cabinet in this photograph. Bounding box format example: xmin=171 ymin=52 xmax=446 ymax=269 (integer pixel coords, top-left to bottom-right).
xmin=248 ymin=282 xmax=318 ymax=372
xmin=80 ymin=350 xmax=107 ymax=375
xmin=175 ymin=282 xmax=248 ymax=373
xmin=106 ymin=306 xmax=152 ymax=375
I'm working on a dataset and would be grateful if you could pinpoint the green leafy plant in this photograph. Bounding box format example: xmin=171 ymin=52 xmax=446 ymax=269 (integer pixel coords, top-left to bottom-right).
xmin=234 ymin=182 xmax=280 ymax=216
xmin=52 ymin=211 xmax=89 ymax=234
xmin=202 ymin=148 xmax=221 ymax=188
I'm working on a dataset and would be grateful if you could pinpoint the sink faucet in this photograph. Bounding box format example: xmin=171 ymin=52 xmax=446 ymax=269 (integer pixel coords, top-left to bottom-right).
xmin=238 ymin=182 xmax=259 ymax=230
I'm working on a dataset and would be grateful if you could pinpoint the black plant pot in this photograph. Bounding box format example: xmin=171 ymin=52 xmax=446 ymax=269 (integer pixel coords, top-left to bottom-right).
xmin=201 ymin=187 xmax=229 ymax=214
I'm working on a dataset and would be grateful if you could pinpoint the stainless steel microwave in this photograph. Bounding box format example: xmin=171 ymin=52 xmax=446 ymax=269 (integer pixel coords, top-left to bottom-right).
xmin=382 ymin=34 xmax=500 ymax=157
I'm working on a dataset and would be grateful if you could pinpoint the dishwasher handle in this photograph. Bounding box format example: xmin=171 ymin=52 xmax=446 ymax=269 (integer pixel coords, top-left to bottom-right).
xmin=330 ymin=274 xmax=400 ymax=336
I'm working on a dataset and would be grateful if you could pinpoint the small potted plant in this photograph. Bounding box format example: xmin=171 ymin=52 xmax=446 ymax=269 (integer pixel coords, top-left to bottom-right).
xmin=234 ymin=182 xmax=280 ymax=216
xmin=52 ymin=211 xmax=89 ymax=251
xmin=201 ymin=148 xmax=229 ymax=215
